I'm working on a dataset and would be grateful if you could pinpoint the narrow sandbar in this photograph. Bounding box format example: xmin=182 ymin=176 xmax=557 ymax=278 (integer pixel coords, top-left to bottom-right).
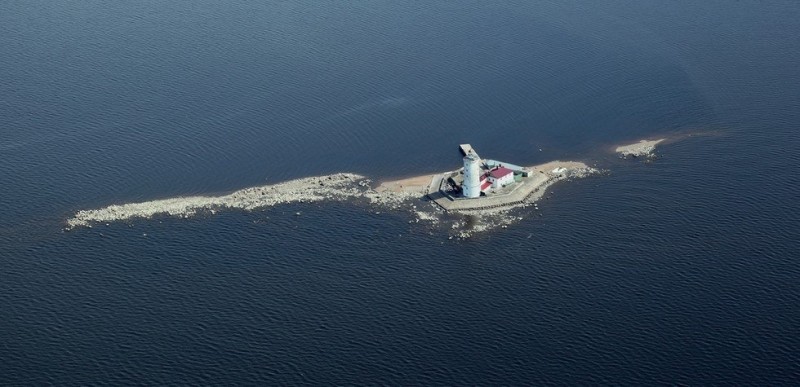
xmin=615 ymin=139 xmax=665 ymax=157
xmin=375 ymin=173 xmax=437 ymax=194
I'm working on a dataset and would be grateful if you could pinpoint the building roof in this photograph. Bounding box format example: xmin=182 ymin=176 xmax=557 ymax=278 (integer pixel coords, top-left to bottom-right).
xmin=489 ymin=166 xmax=514 ymax=179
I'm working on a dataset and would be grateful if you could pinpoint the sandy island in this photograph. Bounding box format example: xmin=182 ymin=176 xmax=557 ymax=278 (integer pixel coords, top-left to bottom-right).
xmin=615 ymin=138 xmax=665 ymax=157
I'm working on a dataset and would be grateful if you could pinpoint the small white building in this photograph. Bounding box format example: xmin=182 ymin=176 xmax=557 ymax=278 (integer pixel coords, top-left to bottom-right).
xmin=488 ymin=166 xmax=514 ymax=188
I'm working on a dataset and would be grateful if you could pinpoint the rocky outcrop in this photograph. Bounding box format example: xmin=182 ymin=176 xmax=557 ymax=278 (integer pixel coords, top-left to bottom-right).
xmin=66 ymin=173 xmax=368 ymax=229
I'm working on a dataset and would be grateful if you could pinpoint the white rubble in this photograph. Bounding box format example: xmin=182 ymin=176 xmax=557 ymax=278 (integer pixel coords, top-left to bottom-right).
xmin=66 ymin=173 xmax=368 ymax=229
xmin=615 ymin=139 xmax=665 ymax=158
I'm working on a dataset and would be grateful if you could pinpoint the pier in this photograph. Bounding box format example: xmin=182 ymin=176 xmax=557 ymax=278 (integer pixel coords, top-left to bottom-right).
xmin=459 ymin=144 xmax=480 ymax=159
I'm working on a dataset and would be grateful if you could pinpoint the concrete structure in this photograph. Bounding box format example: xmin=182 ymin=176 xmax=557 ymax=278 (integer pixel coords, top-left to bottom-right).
xmin=431 ymin=171 xmax=555 ymax=211
xmin=414 ymin=146 xmax=593 ymax=212
xmin=488 ymin=166 xmax=514 ymax=188
xmin=484 ymin=159 xmax=525 ymax=172
xmin=459 ymin=144 xmax=480 ymax=159
xmin=480 ymin=173 xmax=492 ymax=191
xmin=462 ymin=154 xmax=481 ymax=198
xmin=457 ymin=144 xmax=525 ymax=198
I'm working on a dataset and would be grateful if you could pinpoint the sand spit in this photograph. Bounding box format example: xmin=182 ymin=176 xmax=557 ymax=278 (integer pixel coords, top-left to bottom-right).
xmin=615 ymin=139 xmax=665 ymax=158
xmin=66 ymin=173 xmax=368 ymax=229
xmin=375 ymin=173 xmax=437 ymax=194
xmin=367 ymin=172 xmax=443 ymax=210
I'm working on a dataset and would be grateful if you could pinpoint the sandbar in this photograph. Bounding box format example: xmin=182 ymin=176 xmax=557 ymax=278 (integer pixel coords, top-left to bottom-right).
xmin=615 ymin=138 xmax=665 ymax=157
xmin=375 ymin=174 xmax=437 ymax=194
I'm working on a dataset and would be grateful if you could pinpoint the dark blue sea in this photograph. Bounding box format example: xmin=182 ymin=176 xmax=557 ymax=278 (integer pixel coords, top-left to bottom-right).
xmin=2 ymin=1 xmax=799 ymax=384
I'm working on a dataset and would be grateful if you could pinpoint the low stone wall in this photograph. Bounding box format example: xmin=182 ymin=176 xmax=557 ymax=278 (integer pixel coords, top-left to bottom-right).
xmin=430 ymin=173 xmax=554 ymax=211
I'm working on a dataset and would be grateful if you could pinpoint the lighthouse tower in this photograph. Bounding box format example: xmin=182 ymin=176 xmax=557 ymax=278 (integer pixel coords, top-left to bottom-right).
xmin=462 ymin=153 xmax=481 ymax=198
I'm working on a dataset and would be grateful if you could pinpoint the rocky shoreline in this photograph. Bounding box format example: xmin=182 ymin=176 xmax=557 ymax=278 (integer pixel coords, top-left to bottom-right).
xmin=66 ymin=138 xmax=660 ymax=235
xmin=66 ymin=173 xmax=369 ymax=230
xmin=65 ymin=165 xmax=594 ymax=236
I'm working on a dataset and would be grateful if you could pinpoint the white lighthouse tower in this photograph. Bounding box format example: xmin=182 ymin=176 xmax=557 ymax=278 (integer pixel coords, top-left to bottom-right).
xmin=462 ymin=153 xmax=481 ymax=198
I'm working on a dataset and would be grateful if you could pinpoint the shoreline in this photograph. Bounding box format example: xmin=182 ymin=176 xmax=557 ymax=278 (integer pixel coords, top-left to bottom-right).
xmin=375 ymin=160 xmax=596 ymax=213
xmin=615 ymin=138 xmax=665 ymax=157
xmin=66 ymin=173 xmax=369 ymax=230
xmin=66 ymin=137 xmax=667 ymax=231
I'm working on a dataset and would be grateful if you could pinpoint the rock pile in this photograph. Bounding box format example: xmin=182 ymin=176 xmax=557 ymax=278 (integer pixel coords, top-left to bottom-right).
xmin=66 ymin=173 xmax=368 ymax=229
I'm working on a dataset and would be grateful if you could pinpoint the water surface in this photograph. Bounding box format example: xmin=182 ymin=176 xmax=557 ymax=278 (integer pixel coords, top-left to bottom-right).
xmin=1 ymin=1 xmax=799 ymax=384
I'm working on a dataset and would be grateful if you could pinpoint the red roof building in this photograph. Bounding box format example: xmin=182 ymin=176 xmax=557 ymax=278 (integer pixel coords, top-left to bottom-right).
xmin=489 ymin=167 xmax=513 ymax=179
xmin=487 ymin=166 xmax=515 ymax=189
